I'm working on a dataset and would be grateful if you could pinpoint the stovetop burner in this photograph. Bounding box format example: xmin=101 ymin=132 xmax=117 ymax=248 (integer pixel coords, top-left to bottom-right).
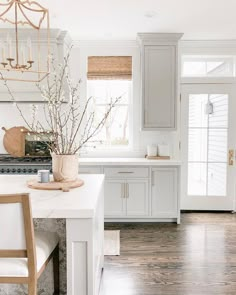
xmin=0 ymin=154 xmax=52 ymax=164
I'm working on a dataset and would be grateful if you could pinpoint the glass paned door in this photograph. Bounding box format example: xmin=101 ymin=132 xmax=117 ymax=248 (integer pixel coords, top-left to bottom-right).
xmin=181 ymin=85 xmax=236 ymax=210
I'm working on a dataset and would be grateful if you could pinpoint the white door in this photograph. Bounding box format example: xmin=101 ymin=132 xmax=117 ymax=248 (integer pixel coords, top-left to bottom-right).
xmin=104 ymin=180 xmax=125 ymax=216
xmin=181 ymin=84 xmax=236 ymax=210
xmin=126 ymin=180 xmax=149 ymax=216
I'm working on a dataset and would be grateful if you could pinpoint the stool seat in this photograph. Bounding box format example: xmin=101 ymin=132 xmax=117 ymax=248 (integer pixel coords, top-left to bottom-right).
xmin=0 ymin=231 xmax=59 ymax=277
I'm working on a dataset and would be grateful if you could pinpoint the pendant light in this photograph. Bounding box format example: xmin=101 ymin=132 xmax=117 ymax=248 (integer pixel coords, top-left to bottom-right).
xmin=0 ymin=0 xmax=50 ymax=82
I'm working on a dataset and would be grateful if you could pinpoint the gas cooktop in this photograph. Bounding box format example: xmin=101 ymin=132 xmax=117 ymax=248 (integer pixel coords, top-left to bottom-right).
xmin=0 ymin=154 xmax=52 ymax=164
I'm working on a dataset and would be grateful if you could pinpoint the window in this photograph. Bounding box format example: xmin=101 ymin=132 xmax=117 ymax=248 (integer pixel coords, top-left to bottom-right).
xmin=87 ymin=56 xmax=132 ymax=149
xmin=182 ymin=55 xmax=235 ymax=77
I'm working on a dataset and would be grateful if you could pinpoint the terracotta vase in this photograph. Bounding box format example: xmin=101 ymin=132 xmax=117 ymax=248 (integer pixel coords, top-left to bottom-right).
xmin=51 ymin=154 xmax=79 ymax=182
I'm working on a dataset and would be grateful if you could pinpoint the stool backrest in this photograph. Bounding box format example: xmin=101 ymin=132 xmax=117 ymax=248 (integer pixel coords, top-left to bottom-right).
xmin=0 ymin=194 xmax=36 ymax=276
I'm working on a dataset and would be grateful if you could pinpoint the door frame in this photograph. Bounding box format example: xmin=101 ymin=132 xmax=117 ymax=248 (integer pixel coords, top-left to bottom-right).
xmin=181 ymin=83 xmax=236 ymax=211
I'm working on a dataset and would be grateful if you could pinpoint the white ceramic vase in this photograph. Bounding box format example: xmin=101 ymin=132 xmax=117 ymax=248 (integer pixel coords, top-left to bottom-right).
xmin=52 ymin=153 xmax=79 ymax=182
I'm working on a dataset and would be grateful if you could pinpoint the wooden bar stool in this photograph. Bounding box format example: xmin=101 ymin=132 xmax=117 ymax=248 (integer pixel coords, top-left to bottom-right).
xmin=0 ymin=193 xmax=59 ymax=295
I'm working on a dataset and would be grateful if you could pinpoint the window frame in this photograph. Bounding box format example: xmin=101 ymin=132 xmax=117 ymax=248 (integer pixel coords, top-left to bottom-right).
xmin=181 ymin=55 xmax=235 ymax=78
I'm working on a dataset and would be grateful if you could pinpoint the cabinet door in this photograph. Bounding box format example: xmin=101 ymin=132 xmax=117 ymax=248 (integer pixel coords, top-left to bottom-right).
xmin=151 ymin=168 xmax=178 ymax=218
xmin=143 ymin=45 xmax=176 ymax=130
xmin=126 ymin=180 xmax=149 ymax=216
xmin=104 ymin=180 xmax=125 ymax=217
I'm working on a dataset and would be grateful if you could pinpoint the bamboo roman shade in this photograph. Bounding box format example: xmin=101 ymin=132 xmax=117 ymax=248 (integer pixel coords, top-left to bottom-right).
xmin=87 ymin=56 xmax=132 ymax=80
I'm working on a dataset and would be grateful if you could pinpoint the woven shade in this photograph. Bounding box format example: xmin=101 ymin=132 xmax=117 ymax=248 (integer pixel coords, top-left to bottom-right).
xmin=87 ymin=56 xmax=132 ymax=80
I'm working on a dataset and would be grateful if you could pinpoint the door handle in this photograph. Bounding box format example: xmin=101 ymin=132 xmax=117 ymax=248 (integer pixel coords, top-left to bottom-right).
xmin=124 ymin=183 xmax=127 ymax=198
xmin=126 ymin=183 xmax=129 ymax=198
xmin=228 ymin=149 xmax=234 ymax=166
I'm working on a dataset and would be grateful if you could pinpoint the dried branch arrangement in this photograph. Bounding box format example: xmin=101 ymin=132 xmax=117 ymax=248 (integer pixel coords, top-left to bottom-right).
xmin=1 ymin=47 xmax=121 ymax=155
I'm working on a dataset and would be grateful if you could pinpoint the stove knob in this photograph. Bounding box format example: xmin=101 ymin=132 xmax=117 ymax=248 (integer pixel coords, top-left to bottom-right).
xmin=28 ymin=168 xmax=32 ymax=173
xmin=34 ymin=169 xmax=38 ymax=173
xmin=23 ymin=169 xmax=27 ymax=173
xmin=6 ymin=169 xmax=10 ymax=173
xmin=12 ymin=168 xmax=16 ymax=173
xmin=17 ymin=168 xmax=21 ymax=173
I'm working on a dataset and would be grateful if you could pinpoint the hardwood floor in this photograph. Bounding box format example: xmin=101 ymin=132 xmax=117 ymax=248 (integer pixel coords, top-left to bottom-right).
xmin=100 ymin=213 xmax=236 ymax=295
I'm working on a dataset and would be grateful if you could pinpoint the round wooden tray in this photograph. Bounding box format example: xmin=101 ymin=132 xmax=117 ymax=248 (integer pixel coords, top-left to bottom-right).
xmin=27 ymin=178 xmax=84 ymax=192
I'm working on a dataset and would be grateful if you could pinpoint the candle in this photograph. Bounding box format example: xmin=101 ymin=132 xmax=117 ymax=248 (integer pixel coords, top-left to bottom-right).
xmin=27 ymin=37 xmax=32 ymax=61
xmin=0 ymin=41 xmax=2 ymax=62
xmin=7 ymin=34 xmax=12 ymax=58
xmin=1 ymin=44 xmax=5 ymax=62
xmin=21 ymin=45 xmax=25 ymax=65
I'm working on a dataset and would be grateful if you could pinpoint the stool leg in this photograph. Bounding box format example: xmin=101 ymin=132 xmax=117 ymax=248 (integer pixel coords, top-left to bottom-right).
xmin=53 ymin=245 xmax=60 ymax=295
xmin=28 ymin=280 xmax=37 ymax=295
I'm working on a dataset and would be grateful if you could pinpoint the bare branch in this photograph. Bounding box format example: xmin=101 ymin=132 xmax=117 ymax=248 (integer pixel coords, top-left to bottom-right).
xmin=0 ymin=48 xmax=121 ymax=155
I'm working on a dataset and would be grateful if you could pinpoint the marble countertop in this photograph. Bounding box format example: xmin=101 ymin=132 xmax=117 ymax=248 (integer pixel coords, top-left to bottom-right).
xmin=0 ymin=174 xmax=104 ymax=219
xmin=79 ymin=158 xmax=182 ymax=166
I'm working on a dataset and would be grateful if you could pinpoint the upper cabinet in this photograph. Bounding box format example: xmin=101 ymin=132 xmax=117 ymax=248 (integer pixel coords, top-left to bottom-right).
xmin=137 ymin=33 xmax=183 ymax=130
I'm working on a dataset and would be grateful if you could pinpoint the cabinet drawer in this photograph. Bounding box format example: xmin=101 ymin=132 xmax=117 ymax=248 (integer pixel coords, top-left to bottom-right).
xmin=79 ymin=166 xmax=102 ymax=174
xmin=104 ymin=167 xmax=148 ymax=178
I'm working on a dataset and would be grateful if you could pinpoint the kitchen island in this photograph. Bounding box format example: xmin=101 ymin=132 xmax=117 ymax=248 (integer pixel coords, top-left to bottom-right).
xmin=0 ymin=174 xmax=104 ymax=295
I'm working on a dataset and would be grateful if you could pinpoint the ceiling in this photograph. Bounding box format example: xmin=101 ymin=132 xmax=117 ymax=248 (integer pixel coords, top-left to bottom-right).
xmin=19 ymin=0 xmax=236 ymax=40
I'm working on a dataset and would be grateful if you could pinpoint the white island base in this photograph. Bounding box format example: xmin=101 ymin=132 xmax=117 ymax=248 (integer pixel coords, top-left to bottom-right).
xmin=0 ymin=174 xmax=104 ymax=295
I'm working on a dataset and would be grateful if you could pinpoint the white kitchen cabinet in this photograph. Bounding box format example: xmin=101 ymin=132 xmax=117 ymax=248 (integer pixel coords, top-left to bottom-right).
xmin=105 ymin=179 xmax=149 ymax=217
xmin=137 ymin=33 xmax=183 ymax=130
xmin=104 ymin=167 xmax=149 ymax=218
xmin=78 ymin=162 xmax=181 ymax=223
xmin=151 ymin=168 xmax=178 ymax=218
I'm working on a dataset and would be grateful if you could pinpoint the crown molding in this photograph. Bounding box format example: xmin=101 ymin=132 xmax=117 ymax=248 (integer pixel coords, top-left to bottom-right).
xmin=137 ymin=33 xmax=184 ymax=45
xmin=180 ymin=39 xmax=236 ymax=48
xmin=72 ymin=39 xmax=138 ymax=48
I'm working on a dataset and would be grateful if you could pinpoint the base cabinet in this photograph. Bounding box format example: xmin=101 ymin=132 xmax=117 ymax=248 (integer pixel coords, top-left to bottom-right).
xmin=151 ymin=168 xmax=178 ymax=218
xmin=80 ymin=164 xmax=180 ymax=223
xmin=104 ymin=179 xmax=149 ymax=218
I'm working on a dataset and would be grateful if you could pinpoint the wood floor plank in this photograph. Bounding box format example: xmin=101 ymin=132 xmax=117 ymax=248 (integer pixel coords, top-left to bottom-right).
xmin=100 ymin=213 xmax=236 ymax=295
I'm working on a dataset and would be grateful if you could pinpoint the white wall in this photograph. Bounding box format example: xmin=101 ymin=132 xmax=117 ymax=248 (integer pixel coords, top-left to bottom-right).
xmin=0 ymin=40 xmax=179 ymax=158
xmin=0 ymin=103 xmax=47 ymax=153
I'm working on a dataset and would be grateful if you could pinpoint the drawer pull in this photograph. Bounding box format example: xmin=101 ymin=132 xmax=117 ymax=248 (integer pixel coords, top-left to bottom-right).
xmin=118 ymin=172 xmax=134 ymax=174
